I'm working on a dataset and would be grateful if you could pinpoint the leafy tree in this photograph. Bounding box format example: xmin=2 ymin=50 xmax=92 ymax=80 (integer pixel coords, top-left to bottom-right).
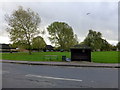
xmin=32 ymin=36 xmax=46 ymax=51
xmin=6 ymin=6 xmax=41 ymax=54
xmin=117 ymin=42 xmax=120 ymax=51
xmin=83 ymin=30 xmax=111 ymax=51
xmin=100 ymin=39 xmax=111 ymax=51
xmin=47 ymin=22 xmax=78 ymax=50
xmin=83 ymin=30 xmax=101 ymax=50
xmin=11 ymin=40 xmax=26 ymax=49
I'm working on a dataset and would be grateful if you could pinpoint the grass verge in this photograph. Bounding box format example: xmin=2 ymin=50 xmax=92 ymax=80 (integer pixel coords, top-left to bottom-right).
xmin=1 ymin=51 xmax=119 ymax=63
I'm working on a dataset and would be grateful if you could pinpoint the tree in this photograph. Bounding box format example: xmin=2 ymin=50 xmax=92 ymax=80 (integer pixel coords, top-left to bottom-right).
xmin=83 ymin=30 xmax=101 ymax=50
xmin=47 ymin=22 xmax=78 ymax=50
xmin=100 ymin=39 xmax=111 ymax=51
xmin=32 ymin=36 xmax=46 ymax=51
xmin=83 ymin=30 xmax=111 ymax=51
xmin=11 ymin=40 xmax=26 ymax=49
xmin=117 ymin=42 xmax=120 ymax=51
xmin=6 ymin=6 xmax=41 ymax=54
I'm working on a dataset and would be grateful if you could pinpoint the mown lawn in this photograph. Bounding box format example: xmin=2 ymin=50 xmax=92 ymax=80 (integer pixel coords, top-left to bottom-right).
xmin=1 ymin=51 xmax=119 ymax=63
xmin=91 ymin=51 xmax=119 ymax=63
xmin=1 ymin=52 xmax=70 ymax=62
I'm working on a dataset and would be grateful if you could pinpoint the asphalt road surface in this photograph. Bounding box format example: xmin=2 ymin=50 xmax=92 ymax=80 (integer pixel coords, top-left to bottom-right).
xmin=2 ymin=63 xmax=118 ymax=88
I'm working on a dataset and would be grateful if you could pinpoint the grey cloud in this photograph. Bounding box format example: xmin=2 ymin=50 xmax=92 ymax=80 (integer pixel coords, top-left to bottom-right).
xmin=0 ymin=2 xmax=118 ymax=44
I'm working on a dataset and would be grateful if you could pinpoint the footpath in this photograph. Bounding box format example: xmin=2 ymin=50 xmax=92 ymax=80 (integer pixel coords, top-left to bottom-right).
xmin=0 ymin=60 xmax=119 ymax=68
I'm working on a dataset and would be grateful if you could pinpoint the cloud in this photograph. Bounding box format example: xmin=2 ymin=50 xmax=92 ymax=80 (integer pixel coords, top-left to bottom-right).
xmin=0 ymin=36 xmax=10 ymax=44
xmin=0 ymin=2 xmax=118 ymax=45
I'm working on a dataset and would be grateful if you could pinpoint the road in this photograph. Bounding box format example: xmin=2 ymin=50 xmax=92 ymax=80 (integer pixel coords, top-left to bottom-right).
xmin=2 ymin=63 xmax=118 ymax=88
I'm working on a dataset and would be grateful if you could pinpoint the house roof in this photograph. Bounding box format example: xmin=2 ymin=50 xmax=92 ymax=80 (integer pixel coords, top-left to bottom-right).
xmin=0 ymin=44 xmax=16 ymax=49
xmin=0 ymin=44 xmax=11 ymax=49
xmin=46 ymin=45 xmax=54 ymax=49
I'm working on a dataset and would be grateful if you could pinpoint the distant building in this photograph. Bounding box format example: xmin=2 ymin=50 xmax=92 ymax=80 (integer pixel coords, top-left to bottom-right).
xmin=43 ymin=45 xmax=54 ymax=52
xmin=0 ymin=44 xmax=17 ymax=52
xmin=0 ymin=44 xmax=11 ymax=52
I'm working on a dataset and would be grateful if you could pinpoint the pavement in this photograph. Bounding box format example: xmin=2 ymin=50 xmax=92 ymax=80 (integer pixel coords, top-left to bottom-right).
xmin=0 ymin=59 xmax=119 ymax=68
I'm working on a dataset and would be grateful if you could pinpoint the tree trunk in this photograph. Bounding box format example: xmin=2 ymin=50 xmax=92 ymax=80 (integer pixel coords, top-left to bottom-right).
xmin=28 ymin=43 xmax=32 ymax=55
xmin=38 ymin=48 xmax=40 ymax=52
xmin=29 ymin=49 xmax=32 ymax=55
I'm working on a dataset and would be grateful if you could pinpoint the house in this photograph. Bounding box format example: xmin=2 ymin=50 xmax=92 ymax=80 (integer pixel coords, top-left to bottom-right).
xmin=43 ymin=45 xmax=54 ymax=52
xmin=0 ymin=44 xmax=17 ymax=52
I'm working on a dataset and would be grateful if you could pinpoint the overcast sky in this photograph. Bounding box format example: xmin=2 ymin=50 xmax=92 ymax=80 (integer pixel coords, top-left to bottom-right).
xmin=0 ymin=0 xmax=118 ymax=45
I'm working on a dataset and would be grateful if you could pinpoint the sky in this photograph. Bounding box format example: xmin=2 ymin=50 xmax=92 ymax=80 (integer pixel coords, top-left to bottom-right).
xmin=0 ymin=0 xmax=119 ymax=46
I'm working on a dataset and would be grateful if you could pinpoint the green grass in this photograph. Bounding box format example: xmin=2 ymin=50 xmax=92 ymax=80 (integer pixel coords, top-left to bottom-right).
xmin=1 ymin=51 xmax=119 ymax=63
xmin=1 ymin=52 xmax=70 ymax=62
xmin=91 ymin=51 xmax=119 ymax=63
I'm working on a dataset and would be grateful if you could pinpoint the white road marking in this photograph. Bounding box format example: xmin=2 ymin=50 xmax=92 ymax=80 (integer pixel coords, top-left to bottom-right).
xmin=26 ymin=74 xmax=82 ymax=82
xmin=0 ymin=71 xmax=10 ymax=74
